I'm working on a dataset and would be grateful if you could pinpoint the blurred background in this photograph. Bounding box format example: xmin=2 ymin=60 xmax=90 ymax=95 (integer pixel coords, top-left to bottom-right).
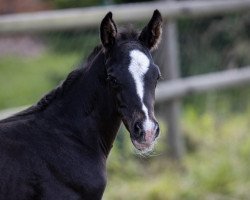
xmin=0 ymin=0 xmax=250 ymax=199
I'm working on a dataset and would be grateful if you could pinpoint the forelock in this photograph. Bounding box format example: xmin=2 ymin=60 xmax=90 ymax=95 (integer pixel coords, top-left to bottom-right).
xmin=118 ymin=26 xmax=139 ymax=42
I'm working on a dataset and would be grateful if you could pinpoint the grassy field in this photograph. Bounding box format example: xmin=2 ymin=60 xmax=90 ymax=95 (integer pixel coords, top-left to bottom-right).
xmin=104 ymin=109 xmax=250 ymax=200
xmin=0 ymin=52 xmax=250 ymax=200
xmin=0 ymin=52 xmax=81 ymax=109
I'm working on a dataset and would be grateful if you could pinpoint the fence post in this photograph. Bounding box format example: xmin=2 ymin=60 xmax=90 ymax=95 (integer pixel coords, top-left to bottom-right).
xmin=158 ymin=1 xmax=185 ymax=160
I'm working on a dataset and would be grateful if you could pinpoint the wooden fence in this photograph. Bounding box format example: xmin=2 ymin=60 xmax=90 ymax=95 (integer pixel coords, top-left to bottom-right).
xmin=1 ymin=0 xmax=250 ymax=159
xmin=0 ymin=0 xmax=250 ymax=33
xmin=156 ymin=67 xmax=250 ymax=102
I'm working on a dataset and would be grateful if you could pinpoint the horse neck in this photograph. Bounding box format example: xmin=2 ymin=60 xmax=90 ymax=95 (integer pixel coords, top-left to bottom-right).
xmin=43 ymin=51 xmax=122 ymax=158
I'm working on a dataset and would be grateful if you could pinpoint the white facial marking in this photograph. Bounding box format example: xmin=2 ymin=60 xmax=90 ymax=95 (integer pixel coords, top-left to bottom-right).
xmin=128 ymin=50 xmax=155 ymax=132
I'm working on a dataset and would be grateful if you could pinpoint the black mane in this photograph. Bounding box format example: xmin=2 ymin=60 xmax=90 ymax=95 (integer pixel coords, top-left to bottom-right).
xmin=37 ymin=44 xmax=105 ymax=111
xmin=1 ymin=46 xmax=104 ymax=122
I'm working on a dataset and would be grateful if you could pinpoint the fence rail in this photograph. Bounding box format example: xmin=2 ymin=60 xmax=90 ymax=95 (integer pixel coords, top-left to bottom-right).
xmin=156 ymin=66 xmax=250 ymax=102
xmin=0 ymin=0 xmax=250 ymax=33
xmin=1 ymin=66 xmax=250 ymax=120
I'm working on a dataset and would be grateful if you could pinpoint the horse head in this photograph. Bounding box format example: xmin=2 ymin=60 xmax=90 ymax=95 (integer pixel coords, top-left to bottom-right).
xmin=100 ymin=10 xmax=163 ymax=153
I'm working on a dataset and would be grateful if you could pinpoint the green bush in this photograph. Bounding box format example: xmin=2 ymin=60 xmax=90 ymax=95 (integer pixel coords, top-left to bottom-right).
xmin=51 ymin=0 xmax=101 ymax=9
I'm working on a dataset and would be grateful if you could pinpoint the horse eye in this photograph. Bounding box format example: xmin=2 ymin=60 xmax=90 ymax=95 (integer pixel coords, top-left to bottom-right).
xmin=155 ymin=73 xmax=162 ymax=88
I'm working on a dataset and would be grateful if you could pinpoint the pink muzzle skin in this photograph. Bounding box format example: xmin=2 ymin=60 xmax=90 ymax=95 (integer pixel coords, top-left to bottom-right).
xmin=144 ymin=130 xmax=155 ymax=144
xmin=132 ymin=130 xmax=156 ymax=151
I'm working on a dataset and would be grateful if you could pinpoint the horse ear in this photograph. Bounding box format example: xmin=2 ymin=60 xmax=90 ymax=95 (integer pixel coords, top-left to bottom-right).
xmin=139 ymin=10 xmax=163 ymax=51
xmin=100 ymin=12 xmax=117 ymax=50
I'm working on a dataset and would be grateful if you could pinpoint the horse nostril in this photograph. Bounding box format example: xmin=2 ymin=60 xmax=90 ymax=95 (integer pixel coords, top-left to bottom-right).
xmin=134 ymin=122 xmax=144 ymax=138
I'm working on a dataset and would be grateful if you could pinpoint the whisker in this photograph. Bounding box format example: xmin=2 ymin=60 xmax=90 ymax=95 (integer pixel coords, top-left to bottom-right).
xmin=132 ymin=140 xmax=162 ymax=158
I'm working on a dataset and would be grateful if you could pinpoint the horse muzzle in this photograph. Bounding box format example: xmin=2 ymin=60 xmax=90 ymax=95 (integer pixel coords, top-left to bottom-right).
xmin=131 ymin=120 xmax=160 ymax=152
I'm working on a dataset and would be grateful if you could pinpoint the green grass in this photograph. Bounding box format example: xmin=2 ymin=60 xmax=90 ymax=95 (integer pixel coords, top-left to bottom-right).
xmin=0 ymin=52 xmax=81 ymax=109
xmin=104 ymin=108 xmax=250 ymax=200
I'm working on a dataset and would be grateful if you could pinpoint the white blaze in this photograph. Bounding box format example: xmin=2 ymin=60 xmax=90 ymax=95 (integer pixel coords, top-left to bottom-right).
xmin=128 ymin=50 xmax=154 ymax=131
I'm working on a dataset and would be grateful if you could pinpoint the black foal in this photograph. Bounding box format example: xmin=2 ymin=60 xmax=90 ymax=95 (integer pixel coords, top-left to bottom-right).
xmin=0 ymin=10 xmax=162 ymax=200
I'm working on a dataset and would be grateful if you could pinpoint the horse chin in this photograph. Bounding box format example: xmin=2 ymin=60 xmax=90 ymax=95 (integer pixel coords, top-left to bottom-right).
xmin=131 ymin=139 xmax=155 ymax=154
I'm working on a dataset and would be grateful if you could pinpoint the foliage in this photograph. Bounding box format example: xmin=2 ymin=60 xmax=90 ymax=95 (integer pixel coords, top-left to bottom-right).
xmin=45 ymin=30 xmax=99 ymax=53
xmin=103 ymin=108 xmax=250 ymax=200
xmin=49 ymin=0 xmax=154 ymax=9
xmin=176 ymin=13 xmax=250 ymax=113
xmin=49 ymin=0 xmax=102 ymax=9
xmin=178 ymin=14 xmax=250 ymax=77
